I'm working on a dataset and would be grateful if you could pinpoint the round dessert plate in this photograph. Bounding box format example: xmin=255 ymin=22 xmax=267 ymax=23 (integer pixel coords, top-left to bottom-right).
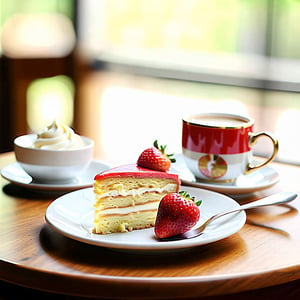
xmin=173 ymin=154 xmax=280 ymax=195
xmin=1 ymin=160 xmax=110 ymax=192
xmin=45 ymin=186 xmax=246 ymax=252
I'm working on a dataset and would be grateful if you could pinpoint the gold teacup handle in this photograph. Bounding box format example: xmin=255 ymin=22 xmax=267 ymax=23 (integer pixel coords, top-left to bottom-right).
xmin=246 ymin=131 xmax=279 ymax=174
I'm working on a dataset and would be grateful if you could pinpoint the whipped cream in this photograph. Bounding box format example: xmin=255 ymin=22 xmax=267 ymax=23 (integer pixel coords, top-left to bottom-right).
xmin=32 ymin=120 xmax=85 ymax=150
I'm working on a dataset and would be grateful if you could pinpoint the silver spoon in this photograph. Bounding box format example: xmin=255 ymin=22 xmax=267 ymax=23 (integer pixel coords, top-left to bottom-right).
xmin=159 ymin=191 xmax=297 ymax=241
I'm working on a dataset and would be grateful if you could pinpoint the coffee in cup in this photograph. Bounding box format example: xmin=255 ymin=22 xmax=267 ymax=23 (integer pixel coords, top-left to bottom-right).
xmin=182 ymin=113 xmax=279 ymax=182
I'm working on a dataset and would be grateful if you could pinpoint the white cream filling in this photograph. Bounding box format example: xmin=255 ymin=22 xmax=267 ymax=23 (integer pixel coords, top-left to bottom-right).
xmin=96 ymin=201 xmax=159 ymax=216
xmin=97 ymin=183 xmax=177 ymax=198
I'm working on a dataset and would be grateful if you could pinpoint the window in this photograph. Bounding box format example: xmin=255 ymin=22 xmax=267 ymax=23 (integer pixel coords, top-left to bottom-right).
xmin=79 ymin=0 xmax=300 ymax=90
xmin=76 ymin=0 xmax=300 ymax=165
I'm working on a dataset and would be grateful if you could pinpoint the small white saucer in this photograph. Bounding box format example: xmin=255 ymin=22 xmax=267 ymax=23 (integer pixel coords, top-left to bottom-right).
xmin=1 ymin=160 xmax=110 ymax=192
xmin=173 ymin=154 xmax=280 ymax=195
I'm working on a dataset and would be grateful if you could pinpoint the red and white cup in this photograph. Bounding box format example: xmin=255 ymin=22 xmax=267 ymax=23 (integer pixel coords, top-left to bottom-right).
xmin=182 ymin=113 xmax=279 ymax=182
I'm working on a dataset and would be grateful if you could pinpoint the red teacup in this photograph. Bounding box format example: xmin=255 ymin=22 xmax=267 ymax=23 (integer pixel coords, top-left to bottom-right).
xmin=182 ymin=113 xmax=279 ymax=182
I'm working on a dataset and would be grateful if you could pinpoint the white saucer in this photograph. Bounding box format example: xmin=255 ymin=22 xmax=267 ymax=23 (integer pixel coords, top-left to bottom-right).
xmin=1 ymin=160 xmax=110 ymax=192
xmin=173 ymin=154 xmax=280 ymax=195
xmin=45 ymin=186 xmax=246 ymax=252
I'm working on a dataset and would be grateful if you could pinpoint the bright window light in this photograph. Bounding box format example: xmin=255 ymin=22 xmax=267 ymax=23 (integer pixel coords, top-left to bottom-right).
xmin=275 ymin=109 xmax=300 ymax=164
xmin=100 ymin=85 xmax=248 ymax=164
xmin=26 ymin=75 xmax=74 ymax=132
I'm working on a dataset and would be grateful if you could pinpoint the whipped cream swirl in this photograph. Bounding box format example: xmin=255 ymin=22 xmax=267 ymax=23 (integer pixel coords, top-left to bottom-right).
xmin=32 ymin=120 xmax=85 ymax=150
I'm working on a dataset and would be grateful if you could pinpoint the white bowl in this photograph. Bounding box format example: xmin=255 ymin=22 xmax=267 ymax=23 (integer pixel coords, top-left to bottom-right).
xmin=14 ymin=134 xmax=94 ymax=183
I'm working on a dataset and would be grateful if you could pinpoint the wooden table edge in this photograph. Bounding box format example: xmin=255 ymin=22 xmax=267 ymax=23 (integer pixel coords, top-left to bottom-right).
xmin=1 ymin=256 xmax=300 ymax=299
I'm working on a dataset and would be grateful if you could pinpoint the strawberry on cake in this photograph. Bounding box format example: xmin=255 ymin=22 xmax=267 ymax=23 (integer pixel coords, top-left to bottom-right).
xmin=93 ymin=141 xmax=180 ymax=234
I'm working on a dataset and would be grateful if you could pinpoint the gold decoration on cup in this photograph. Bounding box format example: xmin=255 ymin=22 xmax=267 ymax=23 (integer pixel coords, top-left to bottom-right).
xmin=198 ymin=154 xmax=228 ymax=179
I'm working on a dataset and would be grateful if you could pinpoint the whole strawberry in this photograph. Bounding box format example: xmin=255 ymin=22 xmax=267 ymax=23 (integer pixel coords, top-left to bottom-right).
xmin=137 ymin=140 xmax=176 ymax=172
xmin=155 ymin=191 xmax=201 ymax=239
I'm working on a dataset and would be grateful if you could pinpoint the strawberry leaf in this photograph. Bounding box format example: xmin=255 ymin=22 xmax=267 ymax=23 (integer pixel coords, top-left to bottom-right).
xmin=179 ymin=190 xmax=202 ymax=206
xmin=195 ymin=200 xmax=202 ymax=206
xmin=153 ymin=140 xmax=176 ymax=163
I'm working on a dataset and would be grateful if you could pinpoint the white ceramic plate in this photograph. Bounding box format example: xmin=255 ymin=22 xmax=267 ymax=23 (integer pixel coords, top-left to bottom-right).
xmin=45 ymin=186 xmax=246 ymax=252
xmin=1 ymin=160 xmax=110 ymax=192
xmin=173 ymin=154 xmax=280 ymax=195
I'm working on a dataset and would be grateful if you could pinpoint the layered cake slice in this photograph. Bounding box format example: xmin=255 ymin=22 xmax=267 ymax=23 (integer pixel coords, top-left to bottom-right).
xmin=93 ymin=164 xmax=180 ymax=234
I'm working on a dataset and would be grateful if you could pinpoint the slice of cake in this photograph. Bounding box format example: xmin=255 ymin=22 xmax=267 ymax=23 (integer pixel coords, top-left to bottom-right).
xmin=93 ymin=164 xmax=180 ymax=234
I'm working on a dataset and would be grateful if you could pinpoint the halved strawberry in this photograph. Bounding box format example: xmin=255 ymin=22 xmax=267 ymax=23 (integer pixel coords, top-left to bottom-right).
xmin=137 ymin=140 xmax=176 ymax=172
xmin=154 ymin=191 xmax=201 ymax=239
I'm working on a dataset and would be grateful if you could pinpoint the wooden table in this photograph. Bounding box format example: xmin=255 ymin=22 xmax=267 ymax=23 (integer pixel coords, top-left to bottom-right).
xmin=1 ymin=151 xmax=300 ymax=299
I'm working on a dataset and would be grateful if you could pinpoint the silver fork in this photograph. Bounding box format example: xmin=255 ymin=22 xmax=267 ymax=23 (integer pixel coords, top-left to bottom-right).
xmin=159 ymin=191 xmax=297 ymax=241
